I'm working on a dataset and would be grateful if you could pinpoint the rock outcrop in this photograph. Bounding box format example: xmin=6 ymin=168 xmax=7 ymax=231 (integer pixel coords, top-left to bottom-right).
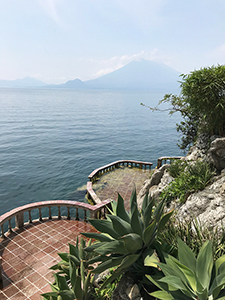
xmin=207 ymin=137 xmax=225 ymax=171
xmin=176 ymin=170 xmax=225 ymax=232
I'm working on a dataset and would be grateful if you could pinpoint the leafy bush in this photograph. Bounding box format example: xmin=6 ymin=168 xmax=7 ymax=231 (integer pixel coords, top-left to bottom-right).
xmin=41 ymin=237 xmax=96 ymax=300
xmin=158 ymin=217 xmax=225 ymax=260
xmin=146 ymin=238 xmax=225 ymax=299
xmin=161 ymin=160 xmax=215 ymax=203
xmin=82 ymin=189 xmax=174 ymax=288
xmin=169 ymin=159 xmax=188 ymax=178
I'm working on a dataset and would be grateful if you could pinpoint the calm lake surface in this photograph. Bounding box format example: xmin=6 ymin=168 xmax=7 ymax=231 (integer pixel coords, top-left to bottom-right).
xmin=0 ymin=88 xmax=183 ymax=215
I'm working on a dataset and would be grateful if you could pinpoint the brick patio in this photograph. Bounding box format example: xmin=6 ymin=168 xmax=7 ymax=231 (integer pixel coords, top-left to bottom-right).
xmin=0 ymin=219 xmax=98 ymax=299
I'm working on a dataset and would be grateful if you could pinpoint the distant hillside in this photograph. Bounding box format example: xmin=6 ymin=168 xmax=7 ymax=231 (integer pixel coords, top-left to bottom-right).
xmin=84 ymin=59 xmax=180 ymax=91
xmin=0 ymin=77 xmax=47 ymax=88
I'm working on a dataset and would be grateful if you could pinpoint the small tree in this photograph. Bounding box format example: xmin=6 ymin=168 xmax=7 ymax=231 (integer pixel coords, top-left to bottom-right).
xmin=144 ymin=65 xmax=225 ymax=149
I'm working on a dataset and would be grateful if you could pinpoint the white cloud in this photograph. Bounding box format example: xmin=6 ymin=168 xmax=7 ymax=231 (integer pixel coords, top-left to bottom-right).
xmin=37 ymin=0 xmax=62 ymax=25
xmin=210 ymin=44 xmax=225 ymax=62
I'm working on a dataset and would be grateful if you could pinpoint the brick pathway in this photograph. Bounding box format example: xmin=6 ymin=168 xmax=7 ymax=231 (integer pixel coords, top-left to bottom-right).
xmin=0 ymin=219 xmax=98 ymax=299
xmin=92 ymin=166 xmax=152 ymax=211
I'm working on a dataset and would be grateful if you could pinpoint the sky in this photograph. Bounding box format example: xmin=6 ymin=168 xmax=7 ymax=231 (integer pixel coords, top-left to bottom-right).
xmin=0 ymin=0 xmax=225 ymax=84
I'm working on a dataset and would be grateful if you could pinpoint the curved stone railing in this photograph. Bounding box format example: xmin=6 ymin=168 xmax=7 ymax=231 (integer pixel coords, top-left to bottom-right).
xmin=87 ymin=160 xmax=153 ymax=204
xmin=88 ymin=160 xmax=153 ymax=183
xmin=0 ymin=199 xmax=111 ymax=239
xmin=157 ymin=156 xmax=184 ymax=168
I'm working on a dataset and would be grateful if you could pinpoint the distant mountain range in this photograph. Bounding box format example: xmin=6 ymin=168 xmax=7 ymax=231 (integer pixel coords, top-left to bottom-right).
xmin=0 ymin=60 xmax=180 ymax=91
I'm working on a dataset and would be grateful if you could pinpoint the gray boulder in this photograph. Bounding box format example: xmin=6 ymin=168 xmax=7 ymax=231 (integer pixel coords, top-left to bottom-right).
xmin=208 ymin=137 xmax=225 ymax=171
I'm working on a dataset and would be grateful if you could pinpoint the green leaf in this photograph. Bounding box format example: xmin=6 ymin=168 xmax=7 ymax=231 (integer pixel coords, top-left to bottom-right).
xmin=92 ymin=256 xmax=125 ymax=274
xmin=210 ymin=273 xmax=225 ymax=299
xmin=154 ymin=198 xmax=165 ymax=222
xmin=215 ymin=254 xmax=225 ymax=276
xmin=130 ymin=188 xmax=137 ymax=215
xmin=150 ymin=290 xmax=175 ymax=300
xmin=122 ymin=233 xmax=143 ymax=253
xmin=143 ymin=197 xmax=154 ymax=228
xmin=144 ymin=249 xmax=159 ymax=268
xmin=94 ymin=240 xmax=128 ymax=255
xmin=177 ymin=238 xmax=196 ymax=273
xmin=116 ymin=193 xmax=130 ymax=223
xmin=143 ymin=220 xmax=156 ymax=246
xmin=69 ymin=243 xmax=79 ymax=259
xmin=107 ymin=214 xmax=132 ymax=237
xmin=158 ymin=209 xmax=174 ymax=232
xmin=141 ymin=192 xmax=148 ymax=212
xmin=88 ymin=218 xmax=121 ymax=239
xmin=81 ymin=232 xmax=113 ymax=242
xmin=69 ymin=260 xmax=77 ymax=293
xmin=54 ymin=274 xmax=70 ymax=291
xmin=130 ymin=204 xmax=143 ymax=236
xmin=196 ymin=240 xmax=213 ymax=289
xmin=159 ymin=275 xmax=192 ymax=295
xmin=58 ymin=253 xmax=69 ymax=262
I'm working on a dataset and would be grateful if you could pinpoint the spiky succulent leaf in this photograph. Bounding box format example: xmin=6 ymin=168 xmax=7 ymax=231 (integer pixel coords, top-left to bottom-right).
xmin=144 ymin=249 xmax=159 ymax=268
xmin=88 ymin=218 xmax=120 ymax=239
xmin=196 ymin=240 xmax=213 ymax=289
xmin=69 ymin=243 xmax=79 ymax=259
xmin=143 ymin=197 xmax=154 ymax=228
xmin=121 ymin=233 xmax=143 ymax=253
xmin=177 ymin=238 xmax=196 ymax=273
xmin=154 ymin=198 xmax=166 ymax=222
xmin=158 ymin=209 xmax=174 ymax=232
xmin=210 ymin=273 xmax=225 ymax=299
xmin=107 ymin=214 xmax=132 ymax=236
xmin=116 ymin=193 xmax=131 ymax=223
xmin=130 ymin=188 xmax=137 ymax=215
xmin=81 ymin=232 xmax=113 ymax=242
xmin=92 ymin=256 xmax=125 ymax=274
xmin=159 ymin=276 xmax=193 ymax=298
xmin=141 ymin=192 xmax=149 ymax=212
xmin=143 ymin=220 xmax=156 ymax=246
xmin=215 ymin=255 xmax=225 ymax=277
xmin=130 ymin=204 xmax=143 ymax=236
xmin=93 ymin=240 xmax=128 ymax=255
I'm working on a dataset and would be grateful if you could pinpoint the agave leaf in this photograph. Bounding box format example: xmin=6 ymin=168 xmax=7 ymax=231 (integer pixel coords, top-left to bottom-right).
xmin=67 ymin=254 xmax=80 ymax=266
xmin=69 ymin=260 xmax=77 ymax=294
xmin=196 ymin=240 xmax=213 ymax=289
xmin=146 ymin=274 xmax=171 ymax=293
xmin=122 ymin=233 xmax=143 ymax=253
xmin=215 ymin=254 xmax=225 ymax=277
xmin=109 ymin=199 xmax=118 ymax=215
xmin=54 ymin=274 xmax=70 ymax=291
xmin=87 ymin=254 xmax=109 ymax=265
xmin=130 ymin=188 xmax=137 ymax=215
xmin=85 ymin=241 xmax=102 ymax=252
xmin=143 ymin=220 xmax=156 ymax=246
xmin=58 ymin=253 xmax=69 ymax=262
xmin=158 ymin=209 xmax=174 ymax=232
xmin=144 ymin=249 xmax=159 ymax=268
xmin=150 ymin=290 xmax=176 ymax=300
xmin=218 ymin=261 xmax=225 ymax=276
xmin=159 ymin=275 xmax=193 ymax=297
xmin=69 ymin=243 xmax=79 ymax=259
xmin=94 ymin=240 xmax=128 ymax=255
xmin=143 ymin=197 xmax=154 ymax=228
xmin=116 ymin=193 xmax=131 ymax=223
xmin=83 ymin=270 xmax=92 ymax=295
xmin=107 ymin=214 xmax=132 ymax=236
xmin=100 ymin=254 xmax=140 ymax=290
xmin=196 ymin=288 xmax=208 ymax=300
xmin=154 ymin=198 xmax=166 ymax=222
xmin=74 ymin=275 xmax=83 ymax=299
xmin=58 ymin=290 xmax=76 ymax=299
xmin=141 ymin=192 xmax=149 ymax=212
xmin=210 ymin=273 xmax=225 ymax=299
xmin=88 ymin=218 xmax=120 ymax=239
xmin=130 ymin=205 xmax=143 ymax=236
xmin=81 ymin=232 xmax=113 ymax=242
xmin=92 ymin=256 xmax=125 ymax=274
xmin=41 ymin=292 xmax=59 ymax=299
xmin=177 ymin=238 xmax=196 ymax=273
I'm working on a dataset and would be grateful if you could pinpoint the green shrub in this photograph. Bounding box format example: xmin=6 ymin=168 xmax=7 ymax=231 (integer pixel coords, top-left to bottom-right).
xmin=82 ymin=189 xmax=174 ymax=289
xmin=41 ymin=237 xmax=96 ymax=300
xmin=161 ymin=160 xmax=215 ymax=204
xmin=146 ymin=238 xmax=225 ymax=299
xmin=158 ymin=217 xmax=225 ymax=260
xmin=169 ymin=159 xmax=188 ymax=178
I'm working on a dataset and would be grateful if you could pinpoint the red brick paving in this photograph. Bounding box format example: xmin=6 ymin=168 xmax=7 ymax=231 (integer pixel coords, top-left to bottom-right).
xmin=0 ymin=219 xmax=98 ymax=299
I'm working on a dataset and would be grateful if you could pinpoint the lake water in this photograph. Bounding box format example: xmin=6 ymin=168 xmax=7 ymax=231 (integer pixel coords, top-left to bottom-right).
xmin=0 ymin=88 xmax=183 ymax=215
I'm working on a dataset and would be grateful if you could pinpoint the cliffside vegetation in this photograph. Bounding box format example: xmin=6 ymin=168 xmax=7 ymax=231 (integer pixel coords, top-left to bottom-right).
xmin=144 ymin=65 xmax=225 ymax=149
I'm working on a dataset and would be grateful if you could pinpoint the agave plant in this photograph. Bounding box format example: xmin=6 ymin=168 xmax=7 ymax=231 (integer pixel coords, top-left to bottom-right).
xmin=41 ymin=237 xmax=95 ymax=300
xmin=146 ymin=238 xmax=225 ymax=300
xmin=82 ymin=189 xmax=173 ymax=288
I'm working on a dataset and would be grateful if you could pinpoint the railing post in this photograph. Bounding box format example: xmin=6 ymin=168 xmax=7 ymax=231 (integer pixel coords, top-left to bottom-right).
xmin=0 ymin=256 xmax=2 ymax=282
xmin=15 ymin=212 xmax=24 ymax=229
xmin=1 ymin=225 xmax=5 ymax=239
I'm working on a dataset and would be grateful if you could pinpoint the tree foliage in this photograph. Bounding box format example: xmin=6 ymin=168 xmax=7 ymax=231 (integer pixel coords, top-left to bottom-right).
xmin=145 ymin=65 xmax=225 ymax=149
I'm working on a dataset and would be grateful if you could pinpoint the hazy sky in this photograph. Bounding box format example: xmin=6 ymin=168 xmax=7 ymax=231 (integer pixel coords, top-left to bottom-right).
xmin=0 ymin=0 xmax=225 ymax=84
